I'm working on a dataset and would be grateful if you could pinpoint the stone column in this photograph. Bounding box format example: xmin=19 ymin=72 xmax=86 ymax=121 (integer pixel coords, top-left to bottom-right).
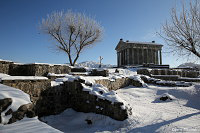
xmin=155 ymin=50 xmax=158 ymax=64
xmin=122 ymin=50 xmax=125 ymax=65
xmin=120 ymin=51 xmax=123 ymax=66
xmin=152 ymin=49 xmax=155 ymax=64
xmin=138 ymin=49 xmax=140 ymax=65
xmin=159 ymin=50 xmax=162 ymax=65
xmin=146 ymin=48 xmax=149 ymax=64
xmin=127 ymin=49 xmax=129 ymax=65
xmin=124 ymin=49 xmax=127 ymax=65
xmin=148 ymin=49 xmax=152 ymax=63
xmin=129 ymin=48 xmax=132 ymax=65
xmin=117 ymin=52 xmax=119 ymax=67
xmin=141 ymin=48 xmax=144 ymax=65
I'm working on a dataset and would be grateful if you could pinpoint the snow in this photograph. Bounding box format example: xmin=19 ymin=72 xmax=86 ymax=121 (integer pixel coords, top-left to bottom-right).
xmin=0 ymin=76 xmax=48 ymax=81
xmin=0 ymin=59 xmax=13 ymax=62
xmin=47 ymin=73 xmax=70 ymax=77
xmin=39 ymin=84 xmax=200 ymax=133
xmin=0 ymin=117 xmax=62 ymax=133
xmin=55 ymin=75 xmax=79 ymax=82
xmin=0 ymin=73 xmax=48 ymax=82
xmin=26 ymin=62 xmax=70 ymax=67
xmin=40 ymin=109 xmax=129 ymax=133
xmin=0 ymin=73 xmax=10 ymax=79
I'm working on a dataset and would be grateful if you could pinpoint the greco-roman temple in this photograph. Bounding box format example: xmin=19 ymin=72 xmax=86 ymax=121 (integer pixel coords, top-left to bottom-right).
xmin=115 ymin=39 xmax=163 ymax=67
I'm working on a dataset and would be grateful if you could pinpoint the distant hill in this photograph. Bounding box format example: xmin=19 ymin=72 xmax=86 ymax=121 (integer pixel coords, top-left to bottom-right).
xmin=75 ymin=61 xmax=116 ymax=68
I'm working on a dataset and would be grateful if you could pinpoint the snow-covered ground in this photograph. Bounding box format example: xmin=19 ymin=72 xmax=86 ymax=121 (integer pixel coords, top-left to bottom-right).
xmin=39 ymin=84 xmax=200 ymax=133
xmin=0 ymin=67 xmax=200 ymax=133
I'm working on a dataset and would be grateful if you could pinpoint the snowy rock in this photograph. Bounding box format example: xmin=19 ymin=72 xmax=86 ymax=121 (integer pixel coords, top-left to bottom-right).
xmin=8 ymin=103 xmax=35 ymax=124
xmin=0 ymin=98 xmax=12 ymax=113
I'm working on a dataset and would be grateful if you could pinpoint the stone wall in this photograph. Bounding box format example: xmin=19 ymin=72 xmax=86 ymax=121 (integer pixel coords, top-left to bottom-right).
xmin=90 ymin=69 xmax=109 ymax=77
xmin=36 ymin=80 xmax=130 ymax=121
xmin=9 ymin=64 xmax=71 ymax=76
xmin=0 ymin=79 xmax=51 ymax=105
xmin=0 ymin=60 xmax=13 ymax=74
xmin=1 ymin=78 xmax=130 ymax=121
xmin=0 ymin=64 xmax=10 ymax=74
xmin=137 ymin=68 xmax=199 ymax=78
xmin=95 ymin=77 xmax=143 ymax=91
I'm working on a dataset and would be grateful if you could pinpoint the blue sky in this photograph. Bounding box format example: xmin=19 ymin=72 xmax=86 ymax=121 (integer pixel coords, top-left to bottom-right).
xmin=0 ymin=0 xmax=193 ymax=67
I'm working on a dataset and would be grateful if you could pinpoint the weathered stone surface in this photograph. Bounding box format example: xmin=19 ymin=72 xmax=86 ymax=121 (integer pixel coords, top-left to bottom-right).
xmin=0 ymin=60 xmax=13 ymax=74
xmin=5 ymin=108 xmax=13 ymax=116
xmin=137 ymin=69 xmax=151 ymax=76
xmin=71 ymin=67 xmax=86 ymax=72
xmin=151 ymin=75 xmax=180 ymax=81
xmin=137 ymin=68 xmax=200 ymax=78
xmin=0 ymin=98 xmax=12 ymax=113
xmin=1 ymin=79 xmax=51 ymax=105
xmin=0 ymin=64 xmax=10 ymax=74
xmin=34 ymin=80 xmax=129 ymax=121
xmin=89 ymin=69 xmax=109 ymax=77
xmin=8 ymin=103 xmax=35 ymax=124
xmin=9 ymin=64 xmax=71 ymax=76
xmin=140 ymin=75 xmax=192 ymax=87
xmin=95 ymin=77 xmax=143 ymax=91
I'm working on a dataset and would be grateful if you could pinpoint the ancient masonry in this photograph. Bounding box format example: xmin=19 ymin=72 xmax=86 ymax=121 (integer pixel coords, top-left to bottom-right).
xmin=115 ymin=39 xmax=163 ymax=66
xmin=0 ymin=60 xmax=134 ymax=123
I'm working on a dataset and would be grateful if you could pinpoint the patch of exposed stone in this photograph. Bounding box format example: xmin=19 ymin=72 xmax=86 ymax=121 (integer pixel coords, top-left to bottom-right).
xmin=8 ymin=103 xmax=35 ymax=124
xmin=0 ymin=60 xmax=13 ymax=74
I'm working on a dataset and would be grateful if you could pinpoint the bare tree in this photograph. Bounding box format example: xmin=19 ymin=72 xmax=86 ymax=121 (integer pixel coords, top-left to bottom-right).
xmin=160 ymin=0 xmax=200 ymax=58
xmin=40 ymin=10 xmax=103 ymax=66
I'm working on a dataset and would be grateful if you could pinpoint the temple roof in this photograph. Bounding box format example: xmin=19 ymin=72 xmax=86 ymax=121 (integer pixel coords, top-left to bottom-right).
xmin=115 ymin=39 xmax=163 ymax=51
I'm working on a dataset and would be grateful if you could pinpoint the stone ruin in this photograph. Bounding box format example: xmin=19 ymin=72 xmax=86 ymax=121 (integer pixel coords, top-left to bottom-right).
xmin=0 ymin=60 xmax=136 ymax=124
xmin=1 ymin=59 xmax=199 ymax=124
xmin=137 ymin=68 xmax=200 ymax=82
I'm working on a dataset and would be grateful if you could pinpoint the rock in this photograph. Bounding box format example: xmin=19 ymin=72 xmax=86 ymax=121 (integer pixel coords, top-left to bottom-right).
xmin=12 ymin=111 xmax=25 ymax=120
xmin=5 ymin=108 xmax=13 ymax=116
xmin=115 ymin=69 xmax=119 ymax=73
xmin=8 ymin=117 xmax=17 ymax=124
xmin=85 ymin=119 xmax=92 ymax=125
xmin=0 ymin=98 xmax=12 ymax=113
xmin=26 ymin=110 xmax=35 ymax=118
xmin=90 ymin=69 xmax=108 ymax=77
xmin=160 ymin=96 xmax=172 ymax=101
xmin=7 ymin=103 xmax=35 ymax=124
xmin=18 ymin=103 xmax=33 ymax=112
xmin=99 ymin=91 xmax=103 ymax=95
xmin=137 ymin=68 xmax=151 ymax=76
xmin=71 ymin=67 xmax=86 ymax=72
